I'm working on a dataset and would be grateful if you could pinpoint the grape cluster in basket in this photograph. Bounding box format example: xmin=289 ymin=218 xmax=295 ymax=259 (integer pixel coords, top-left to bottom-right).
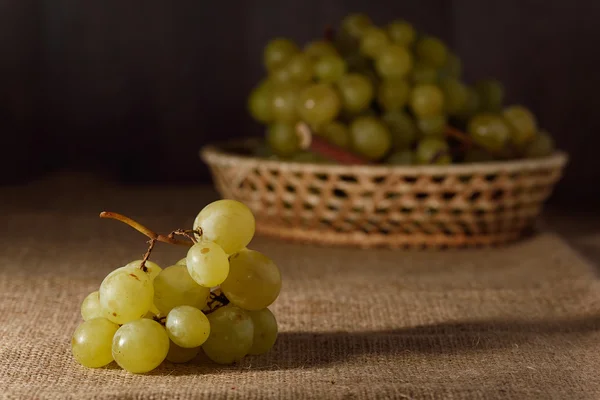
xmin=248 ymin=13 xmax=555 ymax=165
xmin=71 ymin=200 xmax=281 ymax=374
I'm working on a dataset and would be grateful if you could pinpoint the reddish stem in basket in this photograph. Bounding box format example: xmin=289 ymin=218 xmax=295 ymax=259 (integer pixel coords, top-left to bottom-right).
xmin=445 ymin=125 xmax=473 ymax=150
xmin=99 ymin=212 xmax=193 ymax=247
xmin=296 ymin=122 xmax=370 ymax=165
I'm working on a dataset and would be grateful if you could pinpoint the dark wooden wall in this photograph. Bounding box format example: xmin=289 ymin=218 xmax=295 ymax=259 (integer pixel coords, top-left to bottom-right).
xmin=1 ymin=0 xmax=599 ymax=206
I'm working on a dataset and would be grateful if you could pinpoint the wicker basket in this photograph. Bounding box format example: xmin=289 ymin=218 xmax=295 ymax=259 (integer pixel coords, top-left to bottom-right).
xmin=201 ymin=139 xmax=568 ymax=248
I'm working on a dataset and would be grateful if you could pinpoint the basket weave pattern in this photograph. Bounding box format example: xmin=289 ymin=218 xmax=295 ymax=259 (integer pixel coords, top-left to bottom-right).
xmin=201 ymin=142 xmax=568 ymax=248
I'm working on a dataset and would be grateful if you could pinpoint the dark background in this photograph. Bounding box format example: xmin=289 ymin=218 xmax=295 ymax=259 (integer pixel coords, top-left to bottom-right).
xmin=1 ymin=0 xmax=598 ymax=206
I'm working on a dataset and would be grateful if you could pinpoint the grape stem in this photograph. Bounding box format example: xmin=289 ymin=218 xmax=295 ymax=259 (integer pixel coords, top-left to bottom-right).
xmin=139 ymin=239 xmax=156 ymax=271
xmin=202 ymin=289 xmax=230 ymax=315
xmin=167 ymin=228 xmax=201 ymax=244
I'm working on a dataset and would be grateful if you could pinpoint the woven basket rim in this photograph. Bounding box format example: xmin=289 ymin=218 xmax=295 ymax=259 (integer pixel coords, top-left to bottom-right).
xmin=200 ymin=138 xmax=569 ymax=175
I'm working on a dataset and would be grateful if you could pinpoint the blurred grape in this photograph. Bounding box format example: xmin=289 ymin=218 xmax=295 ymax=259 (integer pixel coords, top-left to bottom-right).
xmin=375 ymin=45 xmax=413 ymax=79
xmin=267 ymin=123 xmax=300 ymax=156
xmin=415 ymin=36 xmax=447 ymax=68
xmin=314 ymin=55 xmax=347 ymax=83
xmin=467 ymin=113 xmax=511 ymax=152
xmin=416 ymin=138 xmax=451 ymax=165
xmin=360 ymin=27 xmax=390 ymax=58
xmin=296 ymin=83 xmax=341 ymax=126
xmin=476 ymin=79 xmax=504 ymax=112
xmin=264 ymin=38 xmax=298 ymax=72
xmin=409 ymin=84 xmax=444 ymax=117
xmin=337 ymin=73 xmax=374 ymax=113
xmin=248 ymin=80 xmax=273 ymax=123
xmin=377 ymin=79 xmax=410 ymax=111
xmin=350 ymin=116 xmax=391 ymax=160
xmin=386 ymin=20 xmax=415 ymax=47
xmin=382 ymin=110 xmax=418 ymax=150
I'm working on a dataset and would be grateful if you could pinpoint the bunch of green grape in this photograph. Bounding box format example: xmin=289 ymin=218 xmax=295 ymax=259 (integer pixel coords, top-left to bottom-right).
xmin=248 ymin=13 xmax=555 ymax=165
xmin=72 ymin=200 xmax=281 ymax=373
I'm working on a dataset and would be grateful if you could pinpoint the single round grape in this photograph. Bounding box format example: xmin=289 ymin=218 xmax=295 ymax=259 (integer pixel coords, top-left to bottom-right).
xmin=166 ymin=341 xmax=200 ymax=364
xmin=524 ymin=132 xmax=554 ymax=158
xmin=440 ymin=52 xmax=461 ymax=78
xmin=304 ymin=40 xmax=338 ymax=59
xmin=125 ymin=260 xmax=162 ymax=281
xmin=386 ymin=150 xmax=415 ymax=165
xmin=377 ymin=79 xmax=410 ymax=111
xmin=296 ymin=83 xmax=341 ymax=126
xmin=176 ymin=257 xmax=187 ymax=266
xmin=359 ymin=27 xmax=390 ymax=58
xmin=186 ymin=241 xmax=229 ymax=288
xmin=270 ymin=66 xmax=294 ymax=84
xmin=456 ymin=86 xmax=481 ymax=120
xmin=340 ymin=13 xmax=372 ymax=38
xmin=375 ymin=45 xmax=413 ymax=79
xmin=313 ymin=55 xmax=347 ymax=83
xmin=248 ymin=80 xmax=274 ymax=124
xmin=81 ymin=291 xmax=103 ymax=321
xmin=112 ymin=319 xmax=169 ymax=374
xmin=415 ymin=36 xmax=448 ymax=68
xmin=263 ymin=38 xmax=298 ymax=72
xmin=72 ymin=318 xmax=119 ymax=368
xmin=270 ymin=84 xmax=300 ymax=123
xmin=417 ymin=115 xmax=448 ymax=138
xmin=99 ymin=265 xmax=154 ymax=325
xmin=467 ymin=113 xmax=511 ymax=152
xmin=320 ymin=121 xmax=351 ymax=149
xmin=415 ymin=138 xmax=451 ymax=165
xmin=464 ymin=148 xmax=494 ymax=163
xmin=221 ymin=249 xmax=281 ymax=311
xmin=476 ymin=79 xmax=504 ymax=112
xmin=286 ymin=53 xmax=313 ymax=83
xmin=266 ymin=122 xmax=301 ymax=157
xmin=410 ymin=84 xmax=445 ymax=117
xmin=410 ymin=62 xmax=438 ymax=85
xmin=349 ymin=116 xmax=392 ymax=160
xmin=153 ymin=265 xmax=210 ymax=315
xmin=502 ymin=105 xmax=537 ymax=147
xmin=382 ymin=110 xmax=418 ymax=150
xmin=202 ymin=305 xmax=254 ymax=364
xmin=248 ymin=308 xmax=278 ymax=355
xmin=337 ymin=73 xmax=374 ymax=113
xmin=440 ymin=78 xmax=468 ymax=115
xmin=386 ymin=20 xmax=415 ymax=46
xmin=193 ymin=199 xmax=256 ymax=255
xmin=166 ymin=305 xmax=210 ymax=348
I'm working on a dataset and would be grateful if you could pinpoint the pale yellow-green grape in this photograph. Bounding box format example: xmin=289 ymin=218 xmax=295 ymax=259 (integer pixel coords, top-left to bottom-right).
xmin=186 ymin=241 xmax=230 ymax=287
xmin=81 ymin=291 xmax=104 ymax=321
xmin=166 ymin=305 xmax=210 ymax=348
xmin=166 ymin=341 xmax=200 ymax=363
xmin=124 ymin=260 xmax=162 ymax=281
xmin=202 ymin=305 xmax=254 ymax=364
xmin=248 ymin=308 xmax=278 ymax=355
xmin=176 ymin=257 xmax=187 ymax=266
xmin=71 ymin=318 xmax=119 ymax=368
xmin=193 ymin=199 xmax=256 ymax=255
xmin=112 ymin=319 xmax=169 ymax=374
xmin=221 ymin=249 xmax=282 ymax=311
xmin=99 ymin=266 xmax=154 ymax=325
xmin=153 ymin=265 xmax=210 ymax=315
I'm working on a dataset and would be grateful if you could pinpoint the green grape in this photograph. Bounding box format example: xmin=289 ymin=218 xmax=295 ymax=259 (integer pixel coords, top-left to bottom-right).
xmin=99 ymin=265 xmax=154 ymax=325
xmin=464 ymin=148 xmax=494 ymax=163
xmin=456 ymin=86 xmax=480 ymax=120
xmin=416 ymin=115 xmax=448 ymax=137
xmin=340 ymin=13 xmax=372 ymax=38
xmin=375 ymin=45 xmax=413 ymax=79
xmin=350 ymin=116 xmax=392 ymax=160
xmin=270 ymin=66 xmax=294 ymax=84
xmin=286 ymin=53 xmax=313 ymax=83
xmin=416 ymin=138 xmax=451 ymax=165
xmin=304 ymin=40 xmax=338 ymax=59
xmin=320 ymin=121 xmax=351 ymax=148
xmin=193 ymin=199 xmax=256 ymax=255
xmin=476 ymin=79 xmax=504 ymax=112
xmin=112 ymin=319 xmax=169 ymax=374
xmin=377 ymin=79 xmax=410 ymax=111
xmin=314 ymin=55 xmax=347 ymax=83
xmin=176 ymin=257 xmax=187 ymax=266
xmin=382 ymin=110 xmax=418 ymax=150
xmin=248 ymin=80 xmax=273 ymax=123
xmin=125 ymin=260 xmax=162 ymax=281
xmin=440 ymin=52 xmax=461 ymax=78
xmin=467 ymin=113 xmax=511 ymax=151
xmin=166 ymin=341 xmax=200 ymax=363
xmin=344 ymin=52 xmax=370 ymax=72
xmin=266 ymin=122 xmax=300 ymax=157
xmin=264 ymin=38 xmax=299 ymax=72
xmin=337 ymin=73 xmax=374 ymax=113
xmin=221 ymin=249 xmax=281 ymax=311
xmin=71 ymin=318 xmax=119 ymax=368
xmin=296 ymin=83 xmax=341 ymax=126
xmin=202 ymin=305 xmax=254 ymax=364
xmin=502 ymin=105 xmax=537 ymax=147
xmin=386 ymin=150 xmax=414 ymax=165
xmin=524 ymin=132 xmax=554 ymax=158
xmin=359 ymin=27 xmax=390 ymax=58
xmin=270 ymin=84 xmax=300 ymax=123
xmin=248 ymin=308 xmax=278 ymax=355
xmin=81 ymin=291 xmax=103 ymax=321
xmin=165 ymin=305 xmax=210 ymax=348
xmin=410 ymin=62 xmax=438 ymax=85
xmin=386 ymin=20 xmax=415 ymax=46
xmin=153 ymin=265 xmax=210 ymax=315
xmin=409 ymin=84 xmax=445 ymax=117
xmin=186 ymin=241 xmax=229 ymax=288
xmin=440 ymin=78 xmax=468 ymax=115
xmin=415 ymin=36 xmax=448 ymax=68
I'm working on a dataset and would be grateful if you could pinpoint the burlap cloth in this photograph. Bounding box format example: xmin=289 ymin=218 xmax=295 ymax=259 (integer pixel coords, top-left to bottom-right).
xmin=1 ymin=175 xmax=600 ymax=399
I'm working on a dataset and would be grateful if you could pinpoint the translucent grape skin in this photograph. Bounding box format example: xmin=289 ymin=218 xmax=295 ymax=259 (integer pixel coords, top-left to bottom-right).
xmin=125 ymin=260 xmax=162 ymax=281
xmin=81 ymin=291 xmax=104 ymax=321
xmin=349 ymin=116 xmax=392 ymax=160
xmin=72 ymin=318 xmax=119 ymax=368
xmin=502 ymin=105 xmax=537 ymax=147
xmin=386 ymin=150 xmax=414 ymax=165
xmin=383 ymin=111 xmax=418 ymax=150
xmin=193 ymin=199 xmax=256 ymax=255
xmin=416 ymin=138 xmax=452 ymax=165
xmin=375 ymin=45 xmax=413 ymax=79
xmin=112 ymin=319 xmax=170 ymax=374
xmin=337 ymin=73 xmax=374 ymax=113
xmin=415 ymin=36 xmax=448 ymax=68
xmin=386 ymin=20 xmax=415 ymax=46
xmin=99 ymin=265 xmax=154 ymax=325
xmin=166 ymin=341 xmax=200 ymax=364
xmin=467 ymin=113 xmax=512 ymax=152
xmin=248 ymin=80 xmax=273 ymax=123
xmin=304 ymin=40 xmax=338 ymax=59
xmin=359 ymin=27 xmax=390 ymax=58
xmin=313 ymin=55 xmax=347 ymax=83
xmin=296 ymin=83 xmax=341 ymax=126
xmin=166 ymin=306 xmax=210 ymax=348
xmin=221 ymin=249 xmax=282 ymax=311
xmin=409 ymin=84 xmax=445 ymax=118
xmin=267 ymin=122 xmax=301 ymax=157
xmin=186 ymin=241 xmax=229 ymax=288
xmin=320 ymin=121 xmax=351 ymax=149
xmin=377 ymin=79 xmax=410 ymax=111
xmin=153 ymin=265 xmax=210 ymax=315
xmin=264 ymin=38 xmax=298 ymax=72
xmin=270 ymin=84 xmax=300 ymax=123
xmin=248 ymin=309 xmax=278 ymax=355
xmin=417 ymin=115 xmax=448 ymax=138
xmin=202 ymin=305 xmax=254 ymax=364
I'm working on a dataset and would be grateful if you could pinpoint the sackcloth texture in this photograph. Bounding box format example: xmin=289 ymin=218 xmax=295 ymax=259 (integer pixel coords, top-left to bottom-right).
xmin=1 ymin=176 xmax=599 ymax=399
